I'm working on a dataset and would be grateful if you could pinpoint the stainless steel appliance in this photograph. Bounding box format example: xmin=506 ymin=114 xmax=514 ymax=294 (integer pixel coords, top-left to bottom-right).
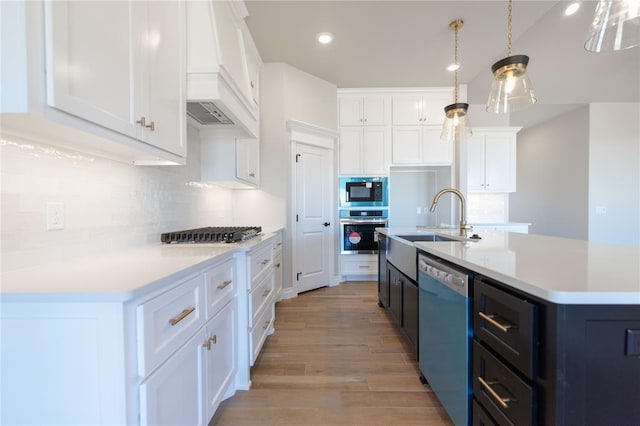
xmin=161 ymin=226 xmax=262 ymax=243
xmin=339 ymin=176 xmax=388 ymax=208
xmin=340 ymin=210 xmax=387 ymax=254
xmin=418 ymin=252 xmax=472 ymax=426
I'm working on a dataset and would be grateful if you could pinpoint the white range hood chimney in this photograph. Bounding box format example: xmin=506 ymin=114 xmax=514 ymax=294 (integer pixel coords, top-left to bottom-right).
xmin=186 ymin=1 xmax=257 ymax=138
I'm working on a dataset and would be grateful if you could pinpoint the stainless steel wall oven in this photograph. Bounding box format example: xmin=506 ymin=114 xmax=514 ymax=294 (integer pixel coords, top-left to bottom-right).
xmin=339 ymin=210 xmax=388 ymax=254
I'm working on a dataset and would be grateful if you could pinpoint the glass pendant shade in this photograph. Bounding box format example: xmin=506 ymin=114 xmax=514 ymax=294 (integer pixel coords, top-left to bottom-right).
xmin=486 ymin=55 xmax=537 ymax=114
xmin=585 ymin=0 xmax=640 ymax=52
xmin=441 ymin=103 xmax=472 ymax=141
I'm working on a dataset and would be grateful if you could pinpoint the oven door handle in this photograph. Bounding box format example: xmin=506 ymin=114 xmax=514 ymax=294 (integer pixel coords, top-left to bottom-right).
xmin=340 ymin=219 xmax=388 ymax=225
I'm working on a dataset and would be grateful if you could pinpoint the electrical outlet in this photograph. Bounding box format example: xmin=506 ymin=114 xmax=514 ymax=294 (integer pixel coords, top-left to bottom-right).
xmin=46 ymin=202 xmax=65 ymax=230
xmin=416 ymin=207 xmax=421 ymax=214
xmin=596 ymin=206 xmax=607 ymax=215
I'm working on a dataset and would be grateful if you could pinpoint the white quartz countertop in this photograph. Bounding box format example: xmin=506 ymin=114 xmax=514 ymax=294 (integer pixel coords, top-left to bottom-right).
xmin=0 ymin=232 xmax=280 ymax=303
xmin=379 ymin=228 xmax=640 ymax=305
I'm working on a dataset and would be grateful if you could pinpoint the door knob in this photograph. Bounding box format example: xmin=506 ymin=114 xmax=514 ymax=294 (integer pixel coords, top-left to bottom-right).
xmin=323 ymin=222 xmax=331 ymax=227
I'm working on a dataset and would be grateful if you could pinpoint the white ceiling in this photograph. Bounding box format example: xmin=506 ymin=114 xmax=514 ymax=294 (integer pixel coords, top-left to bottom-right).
xmin=245 ymin=1 xmax=640 ymax=126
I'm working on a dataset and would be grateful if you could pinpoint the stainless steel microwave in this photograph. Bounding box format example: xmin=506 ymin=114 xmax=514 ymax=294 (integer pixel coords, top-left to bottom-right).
xmin=339 ymin=177 xmax=388 ymax=207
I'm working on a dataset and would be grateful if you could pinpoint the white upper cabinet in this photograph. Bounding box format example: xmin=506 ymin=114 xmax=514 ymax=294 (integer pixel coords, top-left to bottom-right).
xmin=339 ymin=95 xmax=389 ymax=126
xmin=392 ymin=126 xmax=452 ymax=165
xmin=467 ymin=129 xmax=519 ymax=192
xmin=392 ymin=89 xmax=453 ymax=126
xmin=338 ymin=126 xmax=390 ymax=175
xmin=200 ymin=130 xmax=259 ymax=189
xmin=0 ymin=0 xmax=186 ymax=164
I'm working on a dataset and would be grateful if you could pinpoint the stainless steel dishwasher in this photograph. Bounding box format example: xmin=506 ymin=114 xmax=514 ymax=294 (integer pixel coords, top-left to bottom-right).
xmin=418 ymin=252 xmax=472 ymax=426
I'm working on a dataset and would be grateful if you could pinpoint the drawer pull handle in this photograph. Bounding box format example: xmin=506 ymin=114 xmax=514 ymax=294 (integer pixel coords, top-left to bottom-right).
xmin=479 ymin=311 xmax=516 ymax=333
xmin=275 ymin=263 xmax=281 ymax=268
xmin=262 ymin=288 xmax=272 ymax=298
xmin=203 ymin=335 xmax=217 ymax=350
xmin=217 ymin=279 xmax=232 ymax=290
xmin=478 ymin=376 xmax=514 ymax=408
xmin=359 ymin=265 xmax=369 ymax=269
xmin=261 ymin=259 xmax=269 ymax=265
xmin=169 ymin=307 xmax=195 ymax=326
xmin=263 ymin=319 xmax=271 ymax=330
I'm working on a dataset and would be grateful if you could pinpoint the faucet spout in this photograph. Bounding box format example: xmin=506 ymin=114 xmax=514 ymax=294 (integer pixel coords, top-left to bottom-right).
xmin=429 ymin=188 xmax=470 ymax=237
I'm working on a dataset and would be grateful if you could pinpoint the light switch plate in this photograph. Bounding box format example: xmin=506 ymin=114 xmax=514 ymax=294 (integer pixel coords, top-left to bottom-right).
xmin=46 ymin=202 xmax=65 ymax=230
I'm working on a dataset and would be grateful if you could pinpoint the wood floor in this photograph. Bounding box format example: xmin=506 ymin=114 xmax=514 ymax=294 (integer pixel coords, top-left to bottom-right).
xmin=210 ymin=281 xmax=454 ymax=426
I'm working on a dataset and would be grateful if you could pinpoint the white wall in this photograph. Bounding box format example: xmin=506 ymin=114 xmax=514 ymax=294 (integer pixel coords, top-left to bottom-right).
xmin=510 ymin=106 xmax=590 ymax=239
xmin=588 ymin=103 xmax=640 ymax=246
xmin=233 ymin=62 xmax=337 ymax=292
xmin=1 ymin=128 xmax=233 ymax=272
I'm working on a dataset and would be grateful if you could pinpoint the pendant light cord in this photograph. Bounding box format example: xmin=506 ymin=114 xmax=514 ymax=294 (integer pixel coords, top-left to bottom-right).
xmin=507 ymin=0 xmax=513 ymax=56
xmin=454 ymin=23 xmax=459 ymax=103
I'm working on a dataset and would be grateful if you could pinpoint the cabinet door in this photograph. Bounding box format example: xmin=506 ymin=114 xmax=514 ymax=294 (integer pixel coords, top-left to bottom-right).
xmin=402 ymin=280 xmax=419 ymax=356
xmin=422 ymin=127 xmax=452 ymax=164
xmin=484 ymin=134 xmax=516 ymax=192
xmin=241 ymin=25 xmax=261 ymax=105
xmin=204 ymin=301 xmax=236 ymax=422
xmin=236 ymin=138 xmax=259 ymax=185
xmin=44 ymin=1 xmax=139 ymax=138
xmin=392 ymin=126 xmax=421 ymax=164
xmin=392 ymin=94 xmax=422 ymax=125
xmin=388 ymin=265 xmax=403 ymax=327
xmin=362 ymin=95 xmax=387 ymax=125
xmin=362 ymin=126 xmax=388 ymax=175
xmin=142 ymin=0 xmax=186 ymax=157
xmin=139 ymin=328 xmax=206 ymax=426
xmin=338 ymin=127 xmax=363 ymax=174
xmin=467 ymin=135 xmax=486 ymax=191
xmin=421 ymin=90 xmax=453 ymax=125
xmin=338 ymin=95 xmax=363 ymax=126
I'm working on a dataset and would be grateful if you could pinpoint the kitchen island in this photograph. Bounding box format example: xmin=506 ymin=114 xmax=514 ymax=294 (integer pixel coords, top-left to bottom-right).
xmin=1 ymin=229 xmax=283 ymax=426
xmin=378 ymin=227 xmax=640 ymax=425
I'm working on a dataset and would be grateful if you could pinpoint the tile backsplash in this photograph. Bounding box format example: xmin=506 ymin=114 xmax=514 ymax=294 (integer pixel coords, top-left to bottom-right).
xmin=1 ymin=132 xmax=233 ymax=272
xmin=467 ymin=192 xmax=509 ymax=223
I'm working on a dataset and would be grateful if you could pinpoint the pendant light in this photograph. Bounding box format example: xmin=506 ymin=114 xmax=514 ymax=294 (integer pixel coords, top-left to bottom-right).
xmin=486 ymin=0 xmax=537 ymax=114
xmin=585 ymin=0 xmax=640 ymax=52
xmin=441 ymin=19 xmax=472 ymax=142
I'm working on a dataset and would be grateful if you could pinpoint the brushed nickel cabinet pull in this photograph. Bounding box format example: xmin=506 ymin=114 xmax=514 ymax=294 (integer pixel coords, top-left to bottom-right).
xmin=136 ymin=117 xmax=146 ymax=126
xmin=479 ymin=311 xmax=516 ymax=333
xmin=478 ymin=376 xmax=513 ymax=408
xmin=209 ymin=334 xmax=217 ymax=344
xmin=359 ymin=265 xmax=369 ymax=268
xmin=203 ymin=339 xmax=211 ymax=350
xmin=217 ymin=280 xmax=232 ymax=290
xmin=169 ymin=307 xmax=195 ymax=326
xmin=263 ymin=319 xmax=271 ymax=330
xmin=262 ymin=288 xmax=272 ymax=298
xmin=145 ymin=121 xmax=155 ymax=131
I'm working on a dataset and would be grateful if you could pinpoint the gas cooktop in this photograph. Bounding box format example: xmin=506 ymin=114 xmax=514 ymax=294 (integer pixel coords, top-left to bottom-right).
xmin=161 ymin=226 xmax=262 ymax=244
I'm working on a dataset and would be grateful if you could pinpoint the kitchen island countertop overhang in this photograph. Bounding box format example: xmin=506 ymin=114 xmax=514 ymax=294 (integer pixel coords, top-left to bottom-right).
xmin=378 ymin=228 xmax=640 ymax=305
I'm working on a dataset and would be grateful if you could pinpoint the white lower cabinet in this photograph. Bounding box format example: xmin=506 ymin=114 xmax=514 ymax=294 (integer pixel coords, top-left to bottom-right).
xmin=340 ymin=254 xmax=378 ymax=278
xmin=204 ymin=301 xmax=236 ymax=421
xmin=139 ymin=328 xmax=206 ymax=426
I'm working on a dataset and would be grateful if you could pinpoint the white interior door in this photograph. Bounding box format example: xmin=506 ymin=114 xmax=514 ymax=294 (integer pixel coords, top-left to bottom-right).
xmin=295 ymin=143 xmax=333 ymax=293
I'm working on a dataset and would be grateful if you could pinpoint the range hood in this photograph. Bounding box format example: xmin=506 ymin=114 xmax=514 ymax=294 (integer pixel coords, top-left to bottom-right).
xmin=186 ymin=1 xmax=257 ymax=139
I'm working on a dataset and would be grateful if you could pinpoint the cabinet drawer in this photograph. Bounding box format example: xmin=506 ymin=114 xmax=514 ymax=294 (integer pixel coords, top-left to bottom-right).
xmin=250 ymin=301 xmax=274 ymax=365
xmin=137 ymin=274 xmax=205 ymax=376
xmin=341 ymin=257 xmax=377 ymax=275
xmin=205 ymin=258 xmax=235 ymax=320
xmin=474 ymin=277 xmax=537 ymax=377
xmin=472 ymin=399 xmax=497 ymax=426
xmin=248 ymin=244 xmax=272 ymax=289
xmin=473 ymin=341 xmax=536 ymax=426
xmin=272 ymin=233 xmax=283 ymax=256
xmin=250 ymin=270 xmax=275 ymax=328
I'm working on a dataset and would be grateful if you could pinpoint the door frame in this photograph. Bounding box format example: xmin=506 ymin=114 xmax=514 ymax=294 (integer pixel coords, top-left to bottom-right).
xmin=286 ymin=120 xmax=339 ymax=299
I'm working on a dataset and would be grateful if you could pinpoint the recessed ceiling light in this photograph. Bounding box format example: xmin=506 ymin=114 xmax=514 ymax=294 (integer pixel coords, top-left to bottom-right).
xmin=317 ymin=32 xmax=333 ymax=44
xmin=447 ymin=63 xmax=460 ymax=72
xmin=564 ymin=2 xmax=580 ymax=16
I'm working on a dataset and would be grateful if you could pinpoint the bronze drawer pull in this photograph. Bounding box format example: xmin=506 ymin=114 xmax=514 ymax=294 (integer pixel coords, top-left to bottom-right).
xmin=217 ymin=279 xmax=232 ymax=290
xmin=169 ymin=307 xmax=195 ymax=326
xmin=478 ymin=376 xmax=514 ymax=408
xmin=479 ymin=311 xmax=516 ymax=333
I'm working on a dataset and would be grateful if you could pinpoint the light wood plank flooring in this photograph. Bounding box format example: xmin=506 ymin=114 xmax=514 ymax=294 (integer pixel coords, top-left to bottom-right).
xmin=210 ymin=281 xmax=453 ymax=426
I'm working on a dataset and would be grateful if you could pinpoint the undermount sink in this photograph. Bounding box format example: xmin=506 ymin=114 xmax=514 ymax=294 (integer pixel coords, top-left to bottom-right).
xmin=395 ymin=234 xmax=457 ymax=242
